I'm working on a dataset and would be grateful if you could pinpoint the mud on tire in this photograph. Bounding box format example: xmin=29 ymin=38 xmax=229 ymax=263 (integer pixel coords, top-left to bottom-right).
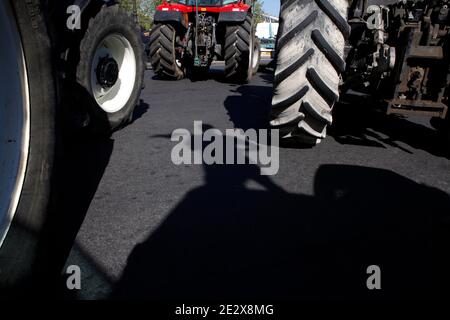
xmin=270 ymin=0 xmax=350 ymax=144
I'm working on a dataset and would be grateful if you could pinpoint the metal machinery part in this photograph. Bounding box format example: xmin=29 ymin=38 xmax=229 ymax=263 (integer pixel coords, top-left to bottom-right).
xmin=344 ymin=0 xmax=449 ymax=119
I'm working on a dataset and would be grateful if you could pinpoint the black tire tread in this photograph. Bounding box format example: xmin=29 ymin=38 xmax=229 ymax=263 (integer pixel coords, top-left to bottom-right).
xmin=311 ymin=29 xmax=346 ymax=73
xmin=224 ymin=15 xmax=253 ymax=82
xmin=149 ymin=24 xmax=184 ymax=80
xmin=271 ymin=0 xmax=349 ymax=144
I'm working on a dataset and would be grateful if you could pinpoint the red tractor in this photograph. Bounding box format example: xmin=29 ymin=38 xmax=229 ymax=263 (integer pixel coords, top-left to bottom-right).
xmin=149 ymin=0 xmax=260 ymax=82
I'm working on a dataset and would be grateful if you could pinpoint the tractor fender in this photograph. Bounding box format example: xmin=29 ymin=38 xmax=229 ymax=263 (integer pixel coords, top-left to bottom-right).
xmin=218 ymin=11 xmax=248 ymax=23
xmin=154 ymin=11 xmax=187 ymax=28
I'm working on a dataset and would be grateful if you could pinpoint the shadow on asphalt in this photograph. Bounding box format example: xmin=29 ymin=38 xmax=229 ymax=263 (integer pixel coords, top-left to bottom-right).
xmin=50 ymin=134 xmax=114 ymax=295
xmin=111 ymin=77 xmax=450 ymax=299
xmin=112 ymin=161 xmax=450 ymax=300
xmin=330 ymin=103 xmax=450 ymax=159
xmin=129 ymin=99 xmax=151 ymax=125
xmin=44 ymin=100 xmax=150 ymax=296
xmin=35 ymin=72 xmax=448 ymax=299
xmin=258 ymin=70 xmax=274 ymax=85
xmin=224 ymin=84 xmax=272 ymax=131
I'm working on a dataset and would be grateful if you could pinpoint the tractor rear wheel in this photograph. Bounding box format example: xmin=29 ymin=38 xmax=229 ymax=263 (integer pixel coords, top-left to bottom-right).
xmin=0 ymin=0 xmax=58 ymax=293
xmin=224 ymin=15 xmax=255 ymax=82
xmin=149 ymin=24 xmax=185 ymax=80
xmin=270 ymin=0 xmax=350 ymax=144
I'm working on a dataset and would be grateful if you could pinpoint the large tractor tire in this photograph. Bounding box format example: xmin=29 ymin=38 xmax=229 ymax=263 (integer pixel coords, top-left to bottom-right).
xmin=74 ymin=4 xmax=145 ymax=133
xmin=0 ymin=0 xmax=58 ymax=293
xmin=148 ymin=24 xmax=185 ymax=80
xmin=224 ymin=15 xmax=257 ymax=82
xmin=270 ymin=0 xmax=350 ymax=144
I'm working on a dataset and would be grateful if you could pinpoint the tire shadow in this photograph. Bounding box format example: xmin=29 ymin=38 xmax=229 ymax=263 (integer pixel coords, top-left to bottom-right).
xmin=330 ymin=102 xmax=450 ymax=159
xmin=48 ymin=92 xmax=150 ymax=283
xmin=223 ymin=84 xmax=272 ymax=131
xmin=129 ymin=99 xmax=150 ymax=125
xmin=46 ymin=134 xmax=114 ymax=296
xmin=112 ymin=161 xmax=450 ymax=300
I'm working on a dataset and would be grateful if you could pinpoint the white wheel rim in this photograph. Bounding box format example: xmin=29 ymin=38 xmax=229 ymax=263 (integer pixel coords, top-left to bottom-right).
xmin=0 ymin=1 xmax=30 ymax=247
xmin=91 ymin=33 xmax=136 ymax=113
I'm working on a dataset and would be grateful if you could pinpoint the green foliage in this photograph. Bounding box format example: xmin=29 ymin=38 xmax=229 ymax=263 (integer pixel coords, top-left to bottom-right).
xmin=119 ymin=0 xmax=164 ymax=30
xmin=252 ymin=0 xmax=265 ymax=24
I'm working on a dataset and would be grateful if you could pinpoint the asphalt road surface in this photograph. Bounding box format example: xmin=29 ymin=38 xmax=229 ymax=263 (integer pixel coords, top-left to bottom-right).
xmin=61 ymin=65 xmax=450 ymax=300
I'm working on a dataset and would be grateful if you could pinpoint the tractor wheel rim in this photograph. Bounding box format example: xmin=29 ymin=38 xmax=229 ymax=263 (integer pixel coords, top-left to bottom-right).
xmin=247 ymin=33 xmax=254 ymax=79
xmin=91 ymin=33 xmax=136 ymax=113
xmin=253 ymin=40 xmax=260 ymax=70
xmin=0 ymin=1 xmax=30 ymax=247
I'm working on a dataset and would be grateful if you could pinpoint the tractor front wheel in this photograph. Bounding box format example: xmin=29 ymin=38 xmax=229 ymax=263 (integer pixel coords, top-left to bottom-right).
xmin=73 ymin=4 xmax=145 ymax=134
